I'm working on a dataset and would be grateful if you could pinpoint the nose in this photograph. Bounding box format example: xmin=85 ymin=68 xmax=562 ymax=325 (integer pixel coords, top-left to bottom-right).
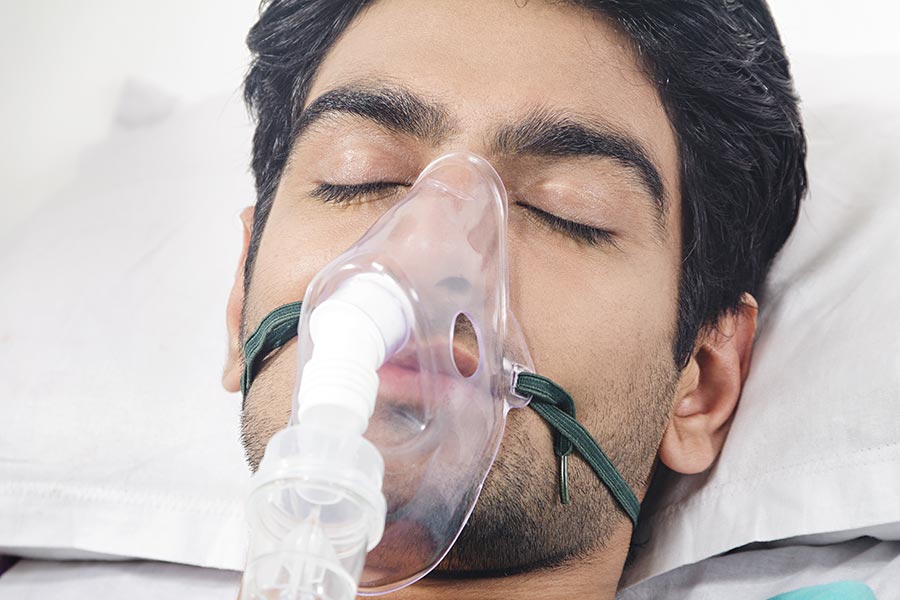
xmin=413 ymin=151 xmax=506 ymax=205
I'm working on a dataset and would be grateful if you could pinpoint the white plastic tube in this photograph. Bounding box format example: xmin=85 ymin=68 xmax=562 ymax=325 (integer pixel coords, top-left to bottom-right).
xmin=244 ymin=273 xmax=413 ymax=600
xmin=295 ymin=273 xmax=413 ymax=433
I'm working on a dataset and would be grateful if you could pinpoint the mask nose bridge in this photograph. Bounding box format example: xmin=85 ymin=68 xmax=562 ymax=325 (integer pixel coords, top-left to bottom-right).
xmin=412 ymin=150 xmax=506 ymax=204
xmin=396 ymin=158 xmax=498 ymax=291
xmin=416 ymin=158 xmax=483 ymax=199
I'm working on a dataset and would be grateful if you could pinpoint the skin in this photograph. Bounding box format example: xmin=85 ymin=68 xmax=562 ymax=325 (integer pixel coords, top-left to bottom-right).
xmin=223 ymin=1 xmax=758 ymax=598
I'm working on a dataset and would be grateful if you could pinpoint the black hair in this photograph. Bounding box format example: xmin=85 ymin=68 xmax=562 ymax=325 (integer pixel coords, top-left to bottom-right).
xmin=242 ymin=0 xmax=806 ymax=368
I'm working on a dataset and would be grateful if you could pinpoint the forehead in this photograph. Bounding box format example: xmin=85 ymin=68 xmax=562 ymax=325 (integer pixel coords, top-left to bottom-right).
xmin=305 ymin=0 xmax=679 ymax=200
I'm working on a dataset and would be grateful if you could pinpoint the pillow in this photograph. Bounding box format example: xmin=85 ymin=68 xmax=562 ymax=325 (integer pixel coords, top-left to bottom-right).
xmin=0 ymin=86 xmax=253 ymax=570
xmin=621 ymin=53 xmax=900 ymax=587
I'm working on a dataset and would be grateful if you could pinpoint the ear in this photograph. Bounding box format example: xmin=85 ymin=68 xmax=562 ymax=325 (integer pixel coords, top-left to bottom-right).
xmin=658 ymin=294 xmax=758 ymax=474
xmin=222 ymin=206 xmax=255 ymax=393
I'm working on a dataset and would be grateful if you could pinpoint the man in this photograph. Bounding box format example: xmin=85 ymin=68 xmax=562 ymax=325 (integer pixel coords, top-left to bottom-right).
xmin=221 ymin=1 xmax=806 ymax=598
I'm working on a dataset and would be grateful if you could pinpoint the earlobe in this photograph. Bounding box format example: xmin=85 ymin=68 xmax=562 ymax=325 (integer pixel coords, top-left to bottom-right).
xmin=659 ymin=295 xmax=758 ymax=475
xmin=222 ymin=207 xmax=255 ymax=393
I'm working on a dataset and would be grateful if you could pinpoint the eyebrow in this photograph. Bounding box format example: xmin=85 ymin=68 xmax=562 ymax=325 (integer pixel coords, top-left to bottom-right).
xmin=294 ymin=83 xmax=453 ymax=145
xmin=293 ymin=83 xmax=667 ymax=220
xmin=491 ymin=108 xmax=666 ymax=220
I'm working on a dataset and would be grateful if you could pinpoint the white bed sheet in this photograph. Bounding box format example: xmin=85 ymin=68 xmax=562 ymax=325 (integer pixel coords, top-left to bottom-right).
xmin=0 ymin=559 xmax=240 ymax=600
xmin=1 ymin=539 xmax=897 ymax=600
xmin=617 ymin=538 xmax=900 ymax=600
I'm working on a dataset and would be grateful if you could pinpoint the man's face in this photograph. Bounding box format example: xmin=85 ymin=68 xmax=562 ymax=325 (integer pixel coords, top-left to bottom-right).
xmin=240 ymin=0 xmax=682 ymax=574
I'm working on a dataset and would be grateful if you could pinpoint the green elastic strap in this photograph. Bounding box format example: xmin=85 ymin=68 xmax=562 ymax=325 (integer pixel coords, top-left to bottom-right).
xmin=514 ymin=372 xmax=576 ymax=505
xmin=241 ymin=302 xmax=639 ymax=526
xmin=515 ymin=372 xmax=640 ymax=525
xmin=240 ymin=301 xmax=303 ymax=401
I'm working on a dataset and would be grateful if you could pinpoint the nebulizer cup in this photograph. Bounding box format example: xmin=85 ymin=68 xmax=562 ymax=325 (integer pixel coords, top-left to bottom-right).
xmin=243 ymin=151 xmax=534 ymax=599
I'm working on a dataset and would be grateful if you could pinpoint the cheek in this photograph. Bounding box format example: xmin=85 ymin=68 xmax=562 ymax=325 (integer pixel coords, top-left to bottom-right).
xmin=247 ymin=185 xmax=381 ymax=328
xmin=507 ymin=230 xmax=679 ymax=388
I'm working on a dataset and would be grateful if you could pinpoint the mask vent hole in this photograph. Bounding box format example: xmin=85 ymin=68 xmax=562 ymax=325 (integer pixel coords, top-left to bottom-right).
xmin=451 ymin=312 xmax=480 ymax=378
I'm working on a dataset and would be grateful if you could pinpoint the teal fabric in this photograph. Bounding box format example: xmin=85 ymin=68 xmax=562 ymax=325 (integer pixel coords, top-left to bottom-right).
xmin=767 ymin=581 xmax=876 ymax=600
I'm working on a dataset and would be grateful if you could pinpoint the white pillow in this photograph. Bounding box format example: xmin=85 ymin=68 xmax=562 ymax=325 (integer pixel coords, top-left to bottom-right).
xmin=621 ymin=53 xmax=900 ymax=587
xmin=0 ymin=86 xmax=253 ymax=570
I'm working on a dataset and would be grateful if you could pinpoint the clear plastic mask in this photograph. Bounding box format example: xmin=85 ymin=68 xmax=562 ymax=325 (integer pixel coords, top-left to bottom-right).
xmin=288 ymin=151 xmax=534 ymax=592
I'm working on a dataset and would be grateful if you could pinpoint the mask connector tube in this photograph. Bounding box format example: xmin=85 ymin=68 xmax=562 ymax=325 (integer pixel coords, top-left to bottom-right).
xmin=294 ymin=272 xmax=413 ymax=434
xmin=244 ymin=273 xmax=412 ymax=600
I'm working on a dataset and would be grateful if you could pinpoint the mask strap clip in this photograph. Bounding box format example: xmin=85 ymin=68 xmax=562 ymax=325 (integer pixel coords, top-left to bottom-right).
xmin=515 ymin=372 xmax=641 ymax=526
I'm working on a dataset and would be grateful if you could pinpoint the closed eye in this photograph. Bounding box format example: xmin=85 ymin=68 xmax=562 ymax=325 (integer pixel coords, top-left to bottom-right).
xmin=309 ymin=181 xmax=410 ymax=204
xmin=519 ymin=203 xmax=617 ymax=247
xmin=310 ymin=181 xmax=616 ymax=247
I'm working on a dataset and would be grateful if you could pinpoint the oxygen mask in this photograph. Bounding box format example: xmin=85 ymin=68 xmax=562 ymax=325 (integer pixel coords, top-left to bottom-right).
xmin=241 ymin=152 xmax=639 ymax=599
